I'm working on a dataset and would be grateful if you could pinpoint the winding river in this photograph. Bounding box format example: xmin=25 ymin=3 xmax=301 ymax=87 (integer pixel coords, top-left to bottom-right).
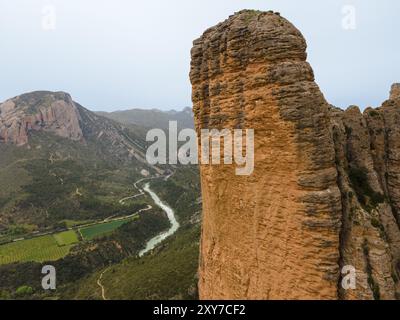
xmin=138 ymin=182 xmax=180 ymax=257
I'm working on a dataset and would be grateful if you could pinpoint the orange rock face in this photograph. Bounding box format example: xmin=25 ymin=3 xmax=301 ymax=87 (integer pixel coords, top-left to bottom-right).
xmin=190 ymin=10 xmax=400 ymax=300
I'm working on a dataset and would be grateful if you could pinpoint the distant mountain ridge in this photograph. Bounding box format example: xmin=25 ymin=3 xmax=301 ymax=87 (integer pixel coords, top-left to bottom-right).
xmin=96 ymin=107 xmax=194 ymax=130
xmin=0 ymin=91 xmax=163 ymax=171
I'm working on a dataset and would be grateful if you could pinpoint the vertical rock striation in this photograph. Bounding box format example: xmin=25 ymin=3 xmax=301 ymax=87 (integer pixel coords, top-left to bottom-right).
xmin=331 ymin=102 xmax=400 ymax=300
xmin=190 ymin=10 xmax=400 ymax=300
xmin=191 ymin=10 xmax=342 ymax=300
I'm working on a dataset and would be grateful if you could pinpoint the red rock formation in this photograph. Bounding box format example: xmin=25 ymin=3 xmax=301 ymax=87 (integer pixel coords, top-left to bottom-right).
xmin=191 ymin=10 xmax=400 ymax=300
xmin=0 ymin=91 xmax=83 ymax=146
xmin=0 ymin=91 xmax=164 ymax=174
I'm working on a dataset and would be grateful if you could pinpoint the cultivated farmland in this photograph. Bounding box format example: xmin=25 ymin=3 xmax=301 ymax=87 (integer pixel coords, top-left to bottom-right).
xmin=0 ymin=217 xmax=138 ymax=265
xmin=0 ymin=235 xmax=73 ymax=265
xmin=53 ymin=230 xmax=79 ymax=246
xmin=79 ymin=217 xmax=137 ymax=241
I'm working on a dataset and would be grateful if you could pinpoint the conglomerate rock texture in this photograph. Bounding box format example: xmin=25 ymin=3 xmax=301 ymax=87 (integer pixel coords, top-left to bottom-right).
xmin=190 ymin=10 xmax=400 ymax=300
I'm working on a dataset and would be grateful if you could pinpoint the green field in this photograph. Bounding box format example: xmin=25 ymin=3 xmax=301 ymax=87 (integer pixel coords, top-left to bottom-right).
xmin=0 ymin=218 xmax=138 ymax=265
xmin=0 ymin=235 xmax=73 ymax=265
xmin=53 ymin=230 xmax=79 ymax=246
xmin=79 ymin=218 xmax=136 ymax=240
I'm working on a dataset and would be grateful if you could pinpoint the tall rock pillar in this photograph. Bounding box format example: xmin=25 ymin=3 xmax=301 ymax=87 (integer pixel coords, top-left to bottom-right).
xmin=190 ymin=10 xmax=342 ymax=299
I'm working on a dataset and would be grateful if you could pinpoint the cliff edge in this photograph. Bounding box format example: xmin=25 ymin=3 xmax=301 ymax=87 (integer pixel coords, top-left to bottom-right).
xmin=190 ymin=10 xmax=400 ymax=300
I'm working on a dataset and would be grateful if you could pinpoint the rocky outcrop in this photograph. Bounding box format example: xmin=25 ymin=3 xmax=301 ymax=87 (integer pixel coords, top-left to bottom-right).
xmin=331 ymin=102 xmax=400 ymax=300
xmin=0 ymin=91 xmax=164 ymax=174
xmin=191 ymin=10 xmax=342 ymax=300
xmin=390 ymin=83 xmax=400 ymax=100
xmin=191 ymin=10 xmax=400 ymax=300
xmin=0 ymin=91 xmax=83 ymax=145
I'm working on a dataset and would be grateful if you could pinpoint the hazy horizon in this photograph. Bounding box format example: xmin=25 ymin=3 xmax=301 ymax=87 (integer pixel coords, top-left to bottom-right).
xmin=0 ymin=89 xmax=191 ymax=113
xmin=1 ymin=0 xmax=399 ymax=111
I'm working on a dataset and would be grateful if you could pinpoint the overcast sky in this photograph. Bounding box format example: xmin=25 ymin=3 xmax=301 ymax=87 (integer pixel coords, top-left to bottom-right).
xmin=0 ymin=0 xmax=399 ymax=111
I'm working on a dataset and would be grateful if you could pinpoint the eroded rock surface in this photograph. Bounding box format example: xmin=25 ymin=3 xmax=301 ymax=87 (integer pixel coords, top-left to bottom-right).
xmin=0 ymin=91 xmax=83 ymax=145
xmin=390 ymin=83 xmax=400 ymax=100
xmin=190 ymin=10 xmax=400 ymax=300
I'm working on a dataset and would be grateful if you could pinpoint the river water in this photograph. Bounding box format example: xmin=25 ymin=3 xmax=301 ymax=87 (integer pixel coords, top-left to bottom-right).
xmin=138 ymin=182 xmax=180 ymax=257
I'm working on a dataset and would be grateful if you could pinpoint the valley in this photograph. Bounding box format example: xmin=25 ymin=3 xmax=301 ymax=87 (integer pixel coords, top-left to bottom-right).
xmin=62 ymin=166 xmax=201 ymax=300
xmin=0 ymin=91 xmax=200 ymax=300
xmin=1 ymin=3 xmax=399 ymax=303
xmin=0 ymin=174 xmax=182 ymax=266
xmin=138 ymin=182 xmax=180 ymax=257
xmin=0 ymin=211 xmax=142 ymax=265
